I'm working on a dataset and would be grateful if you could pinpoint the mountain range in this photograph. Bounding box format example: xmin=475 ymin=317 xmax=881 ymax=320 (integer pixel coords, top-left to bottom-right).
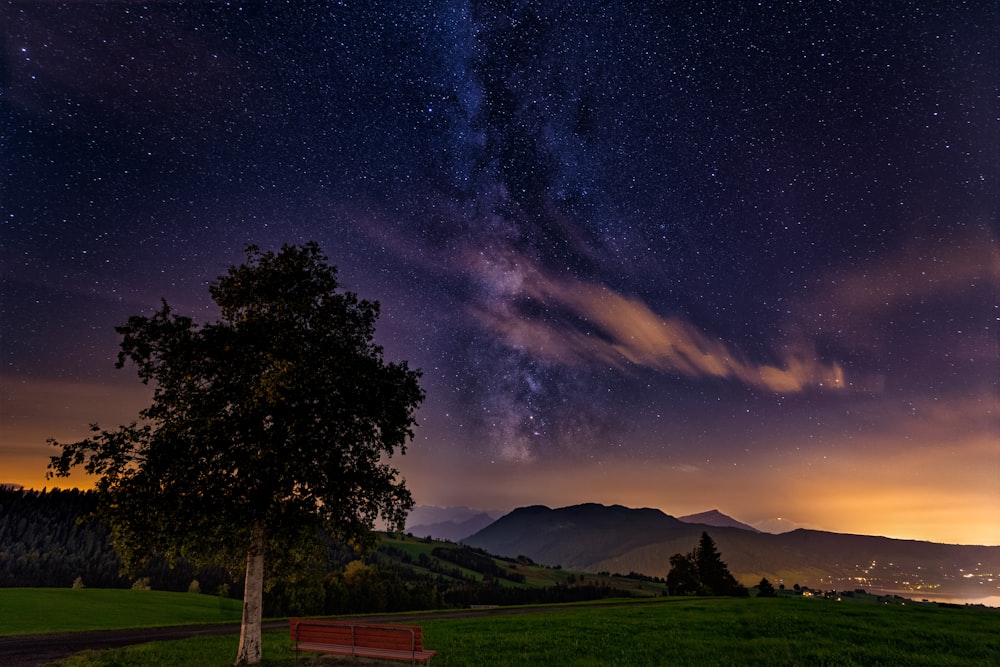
xmin=460 ymin=503 xmax=1000 ymax=602
xmin=404 ymin=506 xmax=499 ymax=542
xmin=404 ymin=505 xmax=760 ymax=541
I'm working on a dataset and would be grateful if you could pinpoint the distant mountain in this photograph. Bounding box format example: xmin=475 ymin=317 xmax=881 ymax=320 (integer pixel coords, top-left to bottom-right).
xmin=679 ymin=509 xmax=760 ymax=533
xmin=464 ymin=503 xmax=1000 ymax=602
xmin=753 ymin=517 xmax=809 ymax=534
xmin=463 ymin=503 xmax=690 ymax=569
xmin=409 ymin=513 xmax=496 ymax=542
xmin=405 ymin=506 xmax=499 ymax=542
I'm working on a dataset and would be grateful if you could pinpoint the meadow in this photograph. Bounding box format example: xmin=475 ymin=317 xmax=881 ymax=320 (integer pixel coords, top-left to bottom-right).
xmin=6 ymin=589 xmax=998 ymax=666
xmin=0 ymin=588 xmax=242 ymax=636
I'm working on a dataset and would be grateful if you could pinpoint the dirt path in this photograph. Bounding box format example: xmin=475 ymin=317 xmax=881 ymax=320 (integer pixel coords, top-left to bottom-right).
xmin=0 ymin=599 xmax=674 ymax=666
xmin=0 ymin=621 xmax=282 ymax=667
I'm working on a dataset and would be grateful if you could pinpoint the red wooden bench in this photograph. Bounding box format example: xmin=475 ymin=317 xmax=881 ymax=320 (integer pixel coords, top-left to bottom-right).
xmin=290 ymin=618 xmax=437 ymax=665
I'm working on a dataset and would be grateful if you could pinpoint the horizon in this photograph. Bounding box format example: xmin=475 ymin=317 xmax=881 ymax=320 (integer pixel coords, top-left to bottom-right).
xmin=5 ymin=483 xmax=998 ymax=548
xmin=400 ymin=501 xmax=1000 ymax=547
xmin=3 ymin=4 xmax=997 ymax=549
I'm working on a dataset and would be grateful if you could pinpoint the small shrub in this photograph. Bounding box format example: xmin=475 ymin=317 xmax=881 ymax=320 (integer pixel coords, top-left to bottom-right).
xmin=188 ymin=579 xmax=201 ymax=594
xmin=131 ymin=577 xmax=151 ymax=591
xmin=72 ymin=576 xmax=86 ymax=589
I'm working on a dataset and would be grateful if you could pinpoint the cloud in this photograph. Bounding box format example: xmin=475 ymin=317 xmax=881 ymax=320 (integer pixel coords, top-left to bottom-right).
xmin=876 ymin=391 xmax=998 ymax=446
xmin=463 ymin=248 xmax=845 ymax=393
xmin=774 ymin=224 xmax=998 ymax=396
xmin=787 ymin=225 xmax=999 ymax=351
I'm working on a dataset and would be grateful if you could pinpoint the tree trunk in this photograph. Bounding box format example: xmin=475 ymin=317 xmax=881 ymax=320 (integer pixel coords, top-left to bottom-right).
xmin=235 ymin=522 xmax=265 ymax=666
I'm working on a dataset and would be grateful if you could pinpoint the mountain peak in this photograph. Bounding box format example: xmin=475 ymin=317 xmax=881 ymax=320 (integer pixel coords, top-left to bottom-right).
xmin=678 ymin=509 xmax=760 ymax=533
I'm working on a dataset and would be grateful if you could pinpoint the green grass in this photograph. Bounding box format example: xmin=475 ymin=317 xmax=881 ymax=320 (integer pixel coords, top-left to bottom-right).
xmin=0 ymin=588 xmax=242 ymax=636
xmin=54 ymin=632 xmax=295 ymax=667
xmin=417 ymin=599 xmax=1000 ymax=666
xmin=29 ymin=594 xmax=1000 ymax=667
xmin=380 ymin=534 xmax=668 ymax=595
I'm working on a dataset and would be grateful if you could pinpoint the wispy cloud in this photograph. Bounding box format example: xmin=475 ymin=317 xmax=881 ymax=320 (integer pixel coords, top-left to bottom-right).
xmin=787 ymin=226 xmax=999 ymax=350
xmin=463 ymin=248 xmax=845 ymax=393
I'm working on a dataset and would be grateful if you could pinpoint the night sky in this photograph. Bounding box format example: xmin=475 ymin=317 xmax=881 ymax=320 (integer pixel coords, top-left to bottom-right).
xmin=3 ymin=2 xmax=997 ymax=545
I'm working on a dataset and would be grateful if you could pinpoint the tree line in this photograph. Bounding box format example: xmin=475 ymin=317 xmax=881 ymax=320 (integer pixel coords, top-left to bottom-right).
xmin=0 ymin=486 xmax=644 ymax=616
xmin=0 ymin=487 xmax=236 ymax=594
xmin=0 ymin=487 xmax=121 ymax=589
xmin=2 ymin=486 xmax=760 ymax=602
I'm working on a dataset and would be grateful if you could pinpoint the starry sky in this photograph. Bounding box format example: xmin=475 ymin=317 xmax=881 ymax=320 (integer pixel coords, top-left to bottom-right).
xmin=3 ymin=1 xmax=997 ymax=545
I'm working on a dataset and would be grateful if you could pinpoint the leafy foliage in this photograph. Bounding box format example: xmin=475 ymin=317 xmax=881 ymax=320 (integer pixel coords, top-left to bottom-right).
xmin=46 ymin=243 xmax=425 ymax=663
xmin=47 ymin=243 xmax=423 ymax=569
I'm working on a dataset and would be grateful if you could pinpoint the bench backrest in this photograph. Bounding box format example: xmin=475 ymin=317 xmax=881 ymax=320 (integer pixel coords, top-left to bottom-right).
xmin=290 ymin=619 xmax=425 ymax=651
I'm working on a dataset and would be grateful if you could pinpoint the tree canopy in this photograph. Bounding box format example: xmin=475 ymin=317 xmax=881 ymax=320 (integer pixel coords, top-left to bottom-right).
xmin=666 ymin=531 xmax=747 ymax=597
xmin=48 ymin=242 xmax=424 ymax=664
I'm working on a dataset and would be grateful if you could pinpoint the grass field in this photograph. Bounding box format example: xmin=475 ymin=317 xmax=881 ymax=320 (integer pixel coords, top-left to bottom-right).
xmin=9 ymin=589 xmax=996 ymax=666
xmin=418 ymin=598 xmax=1000 ymax=666
xmin=379 ymin=534 xmax=668 ymax=595
xmin=0 ymin=588 xmax=242 ymax=636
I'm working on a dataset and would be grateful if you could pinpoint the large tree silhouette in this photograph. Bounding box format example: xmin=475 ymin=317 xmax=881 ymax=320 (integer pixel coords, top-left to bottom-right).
xmin=48 ymin=242 xmax=424 ymax=665
xmin=756 ymin=577 xmax=778 ymax=597
xmin=666 ymin=531 xmax=746 ymax=596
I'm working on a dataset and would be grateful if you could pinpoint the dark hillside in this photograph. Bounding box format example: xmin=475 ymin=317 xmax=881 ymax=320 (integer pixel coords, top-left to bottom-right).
xmin=464 ymin=503 xmax=1000 ymax=601
xmin=464 ymin=503 xmax=691 ymax=570
xmin=0 ymin=488 xmax=234 ymax=593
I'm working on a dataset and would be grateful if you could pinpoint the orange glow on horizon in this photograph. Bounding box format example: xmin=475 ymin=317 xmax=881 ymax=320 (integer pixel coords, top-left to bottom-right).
xmin=4 ymin=375 xmax=997 ymax=547
xmin=1 ymin=374 xmax=150 ymax=491
xmin=398 ymin=438 xmax=1000 ymax=547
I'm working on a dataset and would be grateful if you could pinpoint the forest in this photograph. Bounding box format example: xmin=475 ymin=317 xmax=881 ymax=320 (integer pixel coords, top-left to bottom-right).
xmin=0 ymin=487 xmax=234 ymax=594
xmin=0 ymin=487 xmax=644 ymax=616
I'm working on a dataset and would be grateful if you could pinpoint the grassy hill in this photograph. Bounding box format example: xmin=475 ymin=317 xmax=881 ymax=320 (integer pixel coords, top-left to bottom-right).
xmin=376 ymin=532 xmax=668 ymax=597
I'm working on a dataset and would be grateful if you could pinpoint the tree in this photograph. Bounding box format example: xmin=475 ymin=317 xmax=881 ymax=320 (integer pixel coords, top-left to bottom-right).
xmin=666 ymin=531 xmax=747 ymax=597
xmin=694 ymin=531 xmax=744 ymax=596
xmin=47 ymin=243 xmax=424 ymax=665
xmin=756 ymin=577 xmax=777 ymax=597
xmin=665 ymin=550 xmax=700 ymax=595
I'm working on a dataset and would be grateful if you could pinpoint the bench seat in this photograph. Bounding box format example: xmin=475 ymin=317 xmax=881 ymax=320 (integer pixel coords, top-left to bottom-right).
xmin=290 ymin=618 xmax=437 ymax=665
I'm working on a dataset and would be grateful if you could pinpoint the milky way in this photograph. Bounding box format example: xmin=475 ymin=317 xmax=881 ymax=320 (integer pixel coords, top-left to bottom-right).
xmin=3 ymin=1 xmax=997 ymax=544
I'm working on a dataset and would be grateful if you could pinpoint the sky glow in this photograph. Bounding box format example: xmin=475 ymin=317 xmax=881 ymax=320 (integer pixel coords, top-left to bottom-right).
xmin=2 ymin=2 xmax=997 ymax=545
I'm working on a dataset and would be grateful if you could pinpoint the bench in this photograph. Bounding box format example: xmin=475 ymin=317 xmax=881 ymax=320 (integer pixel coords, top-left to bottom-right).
xmin=290 ymin=618 xmax=437 ymax=665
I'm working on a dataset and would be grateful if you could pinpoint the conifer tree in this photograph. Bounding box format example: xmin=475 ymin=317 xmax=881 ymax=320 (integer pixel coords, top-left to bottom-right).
xmin=757 ymin=576 xmax=777 ymax=597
